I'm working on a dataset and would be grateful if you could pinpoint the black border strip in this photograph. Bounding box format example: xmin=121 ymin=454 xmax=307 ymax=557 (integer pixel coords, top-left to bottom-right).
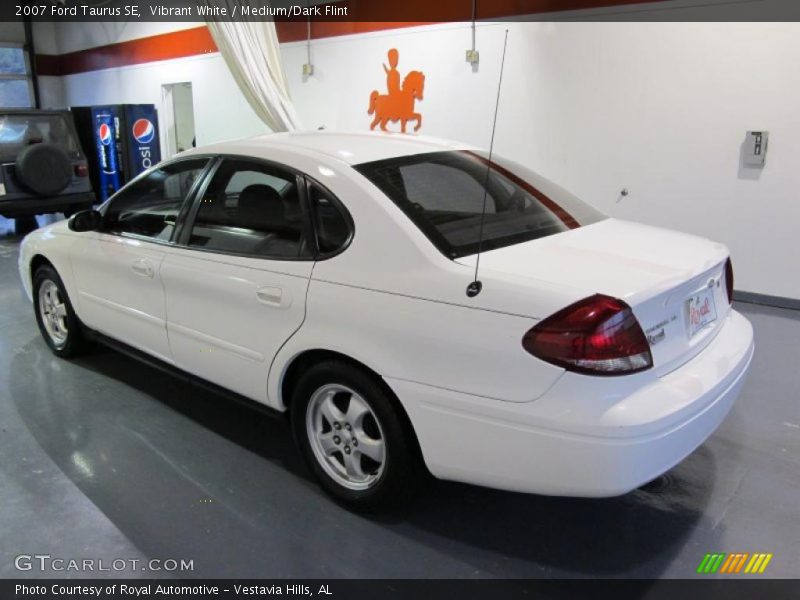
xmin=3 ymin=579 xmax=800 ymax=600
xmin=6 ymin=0 xmax=800 ymax=23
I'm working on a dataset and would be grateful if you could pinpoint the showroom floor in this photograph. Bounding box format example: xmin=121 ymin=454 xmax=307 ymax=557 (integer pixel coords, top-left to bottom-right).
xmin=0 ymin=216 xmax=798 ymax=579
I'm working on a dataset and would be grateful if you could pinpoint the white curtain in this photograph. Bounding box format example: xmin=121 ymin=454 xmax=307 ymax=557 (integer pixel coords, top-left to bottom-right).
xmin=206 ymin=1 xmax=302 ymax=132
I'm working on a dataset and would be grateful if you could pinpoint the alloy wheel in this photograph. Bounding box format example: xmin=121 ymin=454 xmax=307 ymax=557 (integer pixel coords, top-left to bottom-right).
xmin=305 ymin=383 xmax=386 ymax=491
xmin=38 ymin=279 xmax=69 ymax=347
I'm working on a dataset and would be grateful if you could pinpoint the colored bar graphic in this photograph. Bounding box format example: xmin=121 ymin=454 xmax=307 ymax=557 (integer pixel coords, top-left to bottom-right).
xmin=713 ymin=554 xmax=726 ymax=573
xmin=758 ymin=554 xmax=773 ymax=573
xmin=745 ymin=554 xmax=761 ymax=573
xmin=734 ymin=553 xmax=750 ymax=573
xmin=697 ymin=554 xmax=712 ymax=574
xmin=745 ymin=553 xmax=774 ymax=574
xmin=720 ymin=554 xmax=737 ymax=573
xmin=703 ymin=553 xmax=725 ymax=573
xmin=697 ymin=552 xmax=772 ymax=575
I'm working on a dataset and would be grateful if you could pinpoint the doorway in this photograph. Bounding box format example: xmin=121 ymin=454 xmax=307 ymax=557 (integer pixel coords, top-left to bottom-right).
xmin=161 ymin=82 xmax=196 ymax=157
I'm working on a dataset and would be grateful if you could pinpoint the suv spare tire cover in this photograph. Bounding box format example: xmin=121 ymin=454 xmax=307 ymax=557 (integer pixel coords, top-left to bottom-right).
xmin=16 ymin=143 xmax=73 ymax=196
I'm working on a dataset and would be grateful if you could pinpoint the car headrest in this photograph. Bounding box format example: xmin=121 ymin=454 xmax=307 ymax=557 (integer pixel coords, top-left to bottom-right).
xmin=237 ymin=184 xmax=284 ymax=231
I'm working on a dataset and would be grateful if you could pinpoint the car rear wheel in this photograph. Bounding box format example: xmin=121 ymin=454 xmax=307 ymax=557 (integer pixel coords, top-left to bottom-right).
xmin=33 ymin=265 xmax=86 ymax=357
xmin=291 ymin=361 xmax=418 ymax=509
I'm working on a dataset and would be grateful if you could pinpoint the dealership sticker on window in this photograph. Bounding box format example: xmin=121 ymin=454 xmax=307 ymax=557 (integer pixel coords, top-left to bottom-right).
xmin=687 ymin=287 xmax=717 ymax=339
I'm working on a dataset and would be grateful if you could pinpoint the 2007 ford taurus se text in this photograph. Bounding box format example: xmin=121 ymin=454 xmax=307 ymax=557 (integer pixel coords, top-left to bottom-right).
xmin=18 ymin=132 xmax=754 ymax=509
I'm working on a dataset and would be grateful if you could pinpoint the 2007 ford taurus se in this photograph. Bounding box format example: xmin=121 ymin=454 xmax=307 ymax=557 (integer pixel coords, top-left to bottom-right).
xmin=18 ymin=132 xmax=754 ymax=509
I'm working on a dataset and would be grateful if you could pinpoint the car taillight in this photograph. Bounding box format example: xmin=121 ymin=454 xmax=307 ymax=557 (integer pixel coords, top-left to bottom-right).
xmin=74 ymin=164 xmax=88 ymax=177
xmin=724 ymin=258 xmax=734 ymax=305
xmin=522 ymin=294 xmax=653 ymax=376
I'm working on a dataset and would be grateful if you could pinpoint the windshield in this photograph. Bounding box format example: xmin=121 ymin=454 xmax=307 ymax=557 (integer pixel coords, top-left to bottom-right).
xmin=355 ymin=150 xmax=606 ymax=258
xmin=0 ymin=113 xmax=81 ymax=161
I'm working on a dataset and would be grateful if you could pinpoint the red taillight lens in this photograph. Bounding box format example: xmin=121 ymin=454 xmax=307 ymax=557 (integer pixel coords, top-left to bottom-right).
xmin=724 ymin=258 xmax=734 ymax=305
xmin=74 ymin=164 xmax=88 ymax=177
xmin=522 ymin=294 xmax=653 ymax=376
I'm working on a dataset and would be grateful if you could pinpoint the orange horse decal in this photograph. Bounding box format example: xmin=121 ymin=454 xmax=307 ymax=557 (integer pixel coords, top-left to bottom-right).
xmin=368 ymin=49 xmax=425 ymax=133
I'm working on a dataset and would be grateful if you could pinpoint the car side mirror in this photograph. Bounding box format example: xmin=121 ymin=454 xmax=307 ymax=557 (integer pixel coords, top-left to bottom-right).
xmin=68 ymin=209 xmax=102 ymax=232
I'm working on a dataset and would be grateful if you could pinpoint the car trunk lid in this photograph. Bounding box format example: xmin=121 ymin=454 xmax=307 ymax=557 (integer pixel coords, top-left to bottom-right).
xmin=456 ymin=218 xmax=731 ymax=375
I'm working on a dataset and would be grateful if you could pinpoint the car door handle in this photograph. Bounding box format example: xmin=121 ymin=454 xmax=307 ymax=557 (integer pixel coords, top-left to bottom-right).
xmin=131 ymin=259 xmax=154 ymax=278
xmin=256 ymin=286 xmax=290 ymax=308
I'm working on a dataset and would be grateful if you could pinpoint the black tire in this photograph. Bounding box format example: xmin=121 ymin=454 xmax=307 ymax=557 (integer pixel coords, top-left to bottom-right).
xmin=16 ymin=143 xmax=72 ymax=196
xmin=33 ymin=265 xmax=86 ymax=357
xmin=291 ymin=360 xmax=418 ymax=510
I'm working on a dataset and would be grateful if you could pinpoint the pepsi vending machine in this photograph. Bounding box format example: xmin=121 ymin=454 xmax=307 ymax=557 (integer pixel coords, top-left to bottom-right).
xmin=71 ymin=104 xmax=161 ymax=201
xmin=70 ymin=105 xmax=122 ymax=202
xmin=118 ymin=104 xmax=161 ymax=182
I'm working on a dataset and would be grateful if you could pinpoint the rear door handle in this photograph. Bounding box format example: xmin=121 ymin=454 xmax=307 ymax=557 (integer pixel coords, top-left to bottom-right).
xmin=131 ymin=259 xmax=154 ymax=278
xmin=256 ymin=286 xmax=291 ymax=308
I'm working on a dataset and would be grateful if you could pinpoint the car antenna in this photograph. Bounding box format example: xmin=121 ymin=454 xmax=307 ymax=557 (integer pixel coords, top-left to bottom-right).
xmin=466 ymin=28 xmax=509 ymax=298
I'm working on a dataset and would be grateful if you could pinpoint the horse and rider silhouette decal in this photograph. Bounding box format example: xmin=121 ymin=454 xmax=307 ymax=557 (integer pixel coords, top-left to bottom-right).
xmin=368 ymin=49 xmax=425 ymax=133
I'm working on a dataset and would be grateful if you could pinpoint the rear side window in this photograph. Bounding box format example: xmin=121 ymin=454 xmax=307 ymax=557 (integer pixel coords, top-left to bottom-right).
xmin=355 ymin=151 xmax=605 ymax=258
xmin=188 ymin=159 xmax=311 ymax=259
xmin=306 ymin=182 xmax=351 ymax=255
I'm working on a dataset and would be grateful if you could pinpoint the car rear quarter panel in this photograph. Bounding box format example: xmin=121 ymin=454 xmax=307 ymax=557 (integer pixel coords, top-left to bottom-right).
xmin=268 ymin=167 xmax=572 ymax=408
xmin=276 ymin=279 xmax=566 ymax=405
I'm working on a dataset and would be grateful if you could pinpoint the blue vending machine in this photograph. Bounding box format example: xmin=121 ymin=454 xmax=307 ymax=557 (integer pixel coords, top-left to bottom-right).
xmin=72 ymin=104 xmax=162 ymax=200
xmin=118 ymin=104 xmax=161 ymax=183
xmin=70 ymin=105 xmax=123 ymax=202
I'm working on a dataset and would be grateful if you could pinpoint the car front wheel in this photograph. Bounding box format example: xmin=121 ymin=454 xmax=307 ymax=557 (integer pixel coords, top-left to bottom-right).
xmin=33 ymin=265 xmax=86 ymax=357
xmin=291 ymin=361 xmax=418 ymax=509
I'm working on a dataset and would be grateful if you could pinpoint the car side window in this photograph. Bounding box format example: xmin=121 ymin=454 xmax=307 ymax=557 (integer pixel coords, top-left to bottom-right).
xmin=306 ymin=182 xmax=351 ymax=255
xmin=103 ymin=159 xmax=208 ymax=241
xmin=188 ymin=159 xmax=311 ymax=259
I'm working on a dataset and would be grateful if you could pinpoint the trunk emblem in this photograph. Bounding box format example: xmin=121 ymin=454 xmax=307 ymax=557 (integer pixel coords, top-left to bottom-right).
xmin=647 ymin=328 xmax=666 ymax=346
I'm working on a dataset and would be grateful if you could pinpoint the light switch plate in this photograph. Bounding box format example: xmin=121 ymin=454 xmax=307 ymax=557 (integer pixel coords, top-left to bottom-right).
xmin=744 ymin=131 xmax=768 ymax=167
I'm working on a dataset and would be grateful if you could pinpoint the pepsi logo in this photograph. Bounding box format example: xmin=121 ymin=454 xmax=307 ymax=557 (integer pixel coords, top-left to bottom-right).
xmin=132 ymin=118 xmax=155 ymax=144
xmin=98 ymin=123 xmax=112 ymax=145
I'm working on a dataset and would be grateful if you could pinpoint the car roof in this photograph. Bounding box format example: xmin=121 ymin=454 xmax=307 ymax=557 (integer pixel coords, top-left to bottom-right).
xmin=182 ymin=131 xmax=475 ymax=166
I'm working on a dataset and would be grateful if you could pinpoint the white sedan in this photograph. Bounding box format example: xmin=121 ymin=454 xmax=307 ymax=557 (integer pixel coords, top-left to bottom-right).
xmin=18 ymin=132 xmax=754 ymax=509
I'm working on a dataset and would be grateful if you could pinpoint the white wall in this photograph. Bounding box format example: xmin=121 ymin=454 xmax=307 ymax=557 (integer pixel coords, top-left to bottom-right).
xmin=46 ymin=19 xmax=800 ymax=299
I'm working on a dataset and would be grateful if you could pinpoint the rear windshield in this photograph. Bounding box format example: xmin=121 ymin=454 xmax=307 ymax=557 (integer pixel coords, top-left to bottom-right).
xmin=355 ymin=150 xmax=605 ymax=258
xmin=0 ymin=113 xmax=81 ymax=161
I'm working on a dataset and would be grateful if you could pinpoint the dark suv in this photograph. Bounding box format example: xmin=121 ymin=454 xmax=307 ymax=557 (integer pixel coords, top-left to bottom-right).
xmin=0 ymin=110 xmax=95 ymax=225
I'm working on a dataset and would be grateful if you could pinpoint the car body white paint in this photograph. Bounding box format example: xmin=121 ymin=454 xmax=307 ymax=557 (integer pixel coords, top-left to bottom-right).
xmin=18 ymin=131 xmax=754 ymax=497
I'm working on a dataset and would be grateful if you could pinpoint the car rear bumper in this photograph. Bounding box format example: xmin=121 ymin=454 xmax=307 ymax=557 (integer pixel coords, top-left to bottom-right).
xmin=0 ymin=192 xmax=95 ymax=217
xmin=388 ymin=309 xmax=754 ymax=497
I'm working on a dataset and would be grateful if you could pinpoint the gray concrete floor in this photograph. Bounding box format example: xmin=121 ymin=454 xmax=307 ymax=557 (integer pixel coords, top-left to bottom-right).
xmin=0 ymin=215 xmax=798 ymax=579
